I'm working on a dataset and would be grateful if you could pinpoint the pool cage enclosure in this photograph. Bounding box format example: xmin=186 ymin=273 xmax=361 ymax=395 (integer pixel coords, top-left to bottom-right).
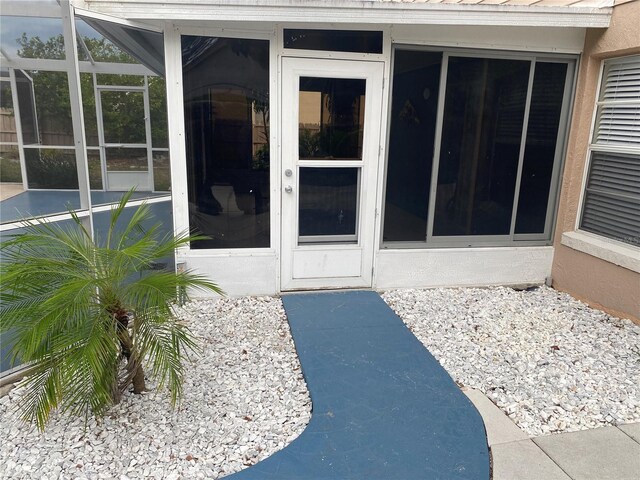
xmin=0 ymin=0 xmax=172 ymax=377
xmin=0 ymin=0 xmax=170 ymax=225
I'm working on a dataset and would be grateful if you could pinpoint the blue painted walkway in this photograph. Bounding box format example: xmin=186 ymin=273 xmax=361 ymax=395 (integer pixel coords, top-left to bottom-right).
xmin=229 ymin=290 xmax=489 ymax=479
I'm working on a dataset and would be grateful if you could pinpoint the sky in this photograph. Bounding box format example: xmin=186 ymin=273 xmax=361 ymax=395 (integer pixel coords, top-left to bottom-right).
xmin=1 ymin=14 xmax=102 ymax=58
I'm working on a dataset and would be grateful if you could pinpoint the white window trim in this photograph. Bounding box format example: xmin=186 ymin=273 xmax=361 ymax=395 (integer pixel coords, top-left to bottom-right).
xmin=568 ymin=55 xmax=640 ymax=267
xmin=561 ymin=230 xmax=640 ymax=273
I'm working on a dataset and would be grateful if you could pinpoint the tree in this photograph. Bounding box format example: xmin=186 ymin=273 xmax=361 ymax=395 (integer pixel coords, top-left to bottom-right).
xmin=15 ymin=33 xmax=166 ymax=147
xmin=0 ymin=192 xmax=223 ymax=430
xmin=16 ymin=32 xmax=65 ymax=60
xmin=16 ymin=32 xmax=135 ymax=63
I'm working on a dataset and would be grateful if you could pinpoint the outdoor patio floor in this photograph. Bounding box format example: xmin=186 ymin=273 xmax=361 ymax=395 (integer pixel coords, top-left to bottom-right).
xmin=229 ymin=290 xmax=490 ymax=479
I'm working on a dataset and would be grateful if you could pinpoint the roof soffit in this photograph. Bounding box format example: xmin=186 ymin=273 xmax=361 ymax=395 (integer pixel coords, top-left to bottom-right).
xmin=78 ymin=0 xmax=613 ymax=28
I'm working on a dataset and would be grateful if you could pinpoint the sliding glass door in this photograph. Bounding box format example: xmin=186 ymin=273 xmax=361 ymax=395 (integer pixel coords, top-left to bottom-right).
xmin=383 ymin=48 xmax=574 ymax=247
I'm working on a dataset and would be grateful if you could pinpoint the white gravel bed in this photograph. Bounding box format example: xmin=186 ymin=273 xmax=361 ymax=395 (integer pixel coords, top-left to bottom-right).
xmin=0 ymin=296 xmax=311 ymax=479
xmin=382 ymin=286 xmax=640 ymax=437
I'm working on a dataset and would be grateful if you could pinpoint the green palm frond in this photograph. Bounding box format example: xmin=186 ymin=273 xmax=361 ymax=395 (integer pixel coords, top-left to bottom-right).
xmin=134 ymin=311 xmax=197 ymax=405
xmin=0 ymin=190 xmax=223 ymax=430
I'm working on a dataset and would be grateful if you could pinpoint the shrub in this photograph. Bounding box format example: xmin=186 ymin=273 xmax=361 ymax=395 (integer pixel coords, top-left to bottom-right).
xmin=0 ymin=191 xmax=222 ymax=429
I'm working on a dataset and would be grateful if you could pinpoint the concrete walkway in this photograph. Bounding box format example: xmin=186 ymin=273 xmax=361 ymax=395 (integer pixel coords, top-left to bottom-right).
xmin=229 ymin=290 xmax=489 ymax=479
xmin=464 ymin=388 xmax=640 ymax=480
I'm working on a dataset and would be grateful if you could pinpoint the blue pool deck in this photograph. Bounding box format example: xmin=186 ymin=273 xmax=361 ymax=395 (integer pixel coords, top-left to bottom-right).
xmin=1 ymin=190 xmax=168 ymax=224
xmin=229 ymin=290 xmax=490 ymax=480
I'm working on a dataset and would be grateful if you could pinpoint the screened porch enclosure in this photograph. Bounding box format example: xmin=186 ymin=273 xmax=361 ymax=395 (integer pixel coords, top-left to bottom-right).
xmin=0 ymin=1 xmax=171 ymax=225
xmin=1 ymin=2 xmax=588 ymax=312
xmin=0 ymin=1 xmax=174 ymax=377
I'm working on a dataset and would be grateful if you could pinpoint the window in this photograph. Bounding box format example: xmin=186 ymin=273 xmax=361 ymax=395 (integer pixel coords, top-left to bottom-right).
xmin=579 ymin=55 xmax=640 ymax=247
xmin=434 ymin=57 xmax=530 ymax=237
xmin=283 ymin=29 xmax=383 ymax=54
xmin=182 ymin=36 xmax=270 ymax=249
xmin=383 ymin=48 xmax=573 ymax=247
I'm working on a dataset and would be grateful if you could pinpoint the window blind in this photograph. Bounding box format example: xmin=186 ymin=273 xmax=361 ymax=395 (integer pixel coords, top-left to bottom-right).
xmin=595 ymin=105 xmax=640 ymax=145
xmin=580 ymin=56 xmax=640 ymax=247
xmin=581 ymin=152 xmax=640 ymax=245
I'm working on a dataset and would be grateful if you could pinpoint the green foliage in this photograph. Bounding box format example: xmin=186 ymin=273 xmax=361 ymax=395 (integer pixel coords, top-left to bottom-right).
xmin=15 ymin=33 xmax=72 ymax=137
xmin=16 ymin=33 xmax=168 ymax=150
xmin=298 ymin=128 xmax=357 ymax=159
xmin=148 ymin=77 xmax=168 ymax=148
xmin=81 ymin=37 xmax=136 ymax=64
xmin=16 ymin=33 xmax=135 ymax=64
xmin=16 ymin=32 xmax=65 ymax=60
xmin=18 ymin=149 xmax=101 ymax=189
xmin=0 ymin=83 xmax=14 ymax=111
xmin=299 ymin=128 xmax=320 ymax=158
xmin=0 ymin=150 xmax=22 ymax=183
xmin=25 ymin=71 xmax=74 ymax=144
xmin=101 ymin=90 xmax=146 ymax=144
xmin=252 ymin=144 xmax=270 ymax=170
xmin=25 ymin=149 xmax=78 ymax=189
xmin=152 ymin=154 xmax=171 ymax=192
xmin=0 ymin=191 xmax=223 ymax=430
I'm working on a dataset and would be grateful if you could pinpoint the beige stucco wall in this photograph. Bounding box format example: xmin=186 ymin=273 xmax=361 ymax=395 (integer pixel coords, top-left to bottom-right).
xmin=552 ymin=0 xmax=640 ymax=323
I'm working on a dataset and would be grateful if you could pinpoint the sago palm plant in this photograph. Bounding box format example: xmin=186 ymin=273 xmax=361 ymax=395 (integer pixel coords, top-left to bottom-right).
xmin=0 ymin=192 xmax=222 ymax=430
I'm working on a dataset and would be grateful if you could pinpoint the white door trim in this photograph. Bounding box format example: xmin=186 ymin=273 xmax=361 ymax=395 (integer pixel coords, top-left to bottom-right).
xmin=280 ymin=57 xmax=385 ymax=291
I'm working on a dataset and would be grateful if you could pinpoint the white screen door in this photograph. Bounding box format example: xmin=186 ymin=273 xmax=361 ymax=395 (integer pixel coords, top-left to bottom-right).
xmin=97 ymin=86 xmax=153 ymax=191
xmin=281 ymin=58 xmax=384 ymax=290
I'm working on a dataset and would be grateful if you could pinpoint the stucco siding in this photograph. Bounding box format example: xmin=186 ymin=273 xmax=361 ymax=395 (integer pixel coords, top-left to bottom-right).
xmin=554 ymin=244 xmax=640 ymax=321
xmin=552 ymin=0 xmax=640 ymax=323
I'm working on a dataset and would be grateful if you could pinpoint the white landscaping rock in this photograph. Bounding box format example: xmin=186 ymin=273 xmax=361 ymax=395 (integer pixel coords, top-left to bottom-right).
xmin=0 ymin=296 xmax=311 ymax=479
xmin=382 ymin=286 xmax=640 ymax=437
xmin=3 ymin=286 xmax=637 ymax=477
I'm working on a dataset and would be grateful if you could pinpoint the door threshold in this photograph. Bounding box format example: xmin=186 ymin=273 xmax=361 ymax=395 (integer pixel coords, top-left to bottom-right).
xmin=280 ymin=286 xmax=374 ymax=294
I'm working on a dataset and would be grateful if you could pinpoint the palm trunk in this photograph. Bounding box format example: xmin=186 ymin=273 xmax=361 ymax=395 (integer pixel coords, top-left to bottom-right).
xmin=131 ymin=365 xmax=146 ymax=394
xmin=115 ymin=311 xmax=147 ymax=396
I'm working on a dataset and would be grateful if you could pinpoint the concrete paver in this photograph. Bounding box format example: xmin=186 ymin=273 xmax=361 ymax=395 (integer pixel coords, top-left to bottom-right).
xmin=534 ymin=426 xmax=640 ymax=480
xmin=619 ymin=422 xmax=640 ymax=445
xmin=492 ymin=439 xmax=571 ymax=480
xmin=463 ymin=388 xmax=528 ymax=446
xmin=466 ymin=390 xmax=640 ymax=480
